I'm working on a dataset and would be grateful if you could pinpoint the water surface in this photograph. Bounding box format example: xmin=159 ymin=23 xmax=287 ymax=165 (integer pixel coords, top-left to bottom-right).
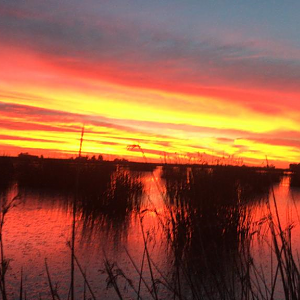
xmin=1 ymin=167 xmax=300 ymax=299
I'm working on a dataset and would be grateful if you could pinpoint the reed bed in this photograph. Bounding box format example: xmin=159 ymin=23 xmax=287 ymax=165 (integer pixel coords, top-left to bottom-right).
xmin=0 ymin=159 xmax=145 ymax=300
xmin=16 ymin=158 xmax=116 ymax=191
xmin=159 ymin=166 xmax=272 ymax=299
xmin=290 ymin=172 xmax=300 ymax=188
xmin=0 ymin=157 xmax=14 ymax=190
xmin=77 ymin=168 xmax=144 ymax=232
xmin=105 ymin=165 xmax=300 ymax=300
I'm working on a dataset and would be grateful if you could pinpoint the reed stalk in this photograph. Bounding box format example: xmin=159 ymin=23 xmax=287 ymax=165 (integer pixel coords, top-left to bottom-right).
xmin=19 ymin=267 xmax=23 ymax=300
xmin=71 ymin=125 xmax=85 ymax=300
xmin=45 ymin=259 xmax=61 ymax=300
xmin=0 ymin=193 xmax=19 ymax=300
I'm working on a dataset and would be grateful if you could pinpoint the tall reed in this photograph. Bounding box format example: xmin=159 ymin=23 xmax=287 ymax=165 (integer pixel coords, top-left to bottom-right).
xmin=0 ymin=189 xmax=19 ymax=300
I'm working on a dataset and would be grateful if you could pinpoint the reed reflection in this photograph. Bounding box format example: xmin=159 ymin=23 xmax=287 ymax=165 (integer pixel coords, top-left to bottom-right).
xmin=77 ymin=167 xmax=144 ymax=244
xmin=161 ymin=165 xmax=283 ymax=298
xmin=290 ymin=164 xmax=300 ymax=188
xmin=16 ymin=159 xmax=144 ymax=243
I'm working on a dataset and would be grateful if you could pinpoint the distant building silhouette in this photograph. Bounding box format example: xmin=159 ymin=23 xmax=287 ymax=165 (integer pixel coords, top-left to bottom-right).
xmin=18 ymin=152 xmax=39 ymax=160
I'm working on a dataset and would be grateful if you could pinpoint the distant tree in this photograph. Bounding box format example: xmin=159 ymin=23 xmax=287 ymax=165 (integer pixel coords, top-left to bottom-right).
xmin=98 ymin=155 xmax=103 ymax=161
xmin=113 ymin=158 xmax=129 ymax=163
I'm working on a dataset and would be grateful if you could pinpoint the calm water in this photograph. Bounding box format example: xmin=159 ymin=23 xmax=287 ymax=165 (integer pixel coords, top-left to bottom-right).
xmin=1 ymin=168 xmax=300 ymax=299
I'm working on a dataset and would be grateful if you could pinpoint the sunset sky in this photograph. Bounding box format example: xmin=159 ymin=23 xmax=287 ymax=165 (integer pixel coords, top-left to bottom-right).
xmin=1 ymin=1 xmax=300 ymax=167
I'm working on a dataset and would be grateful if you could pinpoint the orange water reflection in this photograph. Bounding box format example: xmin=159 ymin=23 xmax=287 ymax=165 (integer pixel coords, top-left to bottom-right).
xmin=1 ymin=169 xmax=300 ymax=299
xmin=1 ymin=169 xmax=170 ymax=299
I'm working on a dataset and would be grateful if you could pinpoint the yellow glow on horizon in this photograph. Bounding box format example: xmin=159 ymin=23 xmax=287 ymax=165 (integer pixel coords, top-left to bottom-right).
xmin=235 ymin=139 xmax=300 ymax=161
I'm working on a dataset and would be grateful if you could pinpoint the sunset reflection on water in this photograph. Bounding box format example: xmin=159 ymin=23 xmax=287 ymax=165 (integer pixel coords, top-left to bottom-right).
xmin=1 ymin=168 xmax=300 ymax=299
